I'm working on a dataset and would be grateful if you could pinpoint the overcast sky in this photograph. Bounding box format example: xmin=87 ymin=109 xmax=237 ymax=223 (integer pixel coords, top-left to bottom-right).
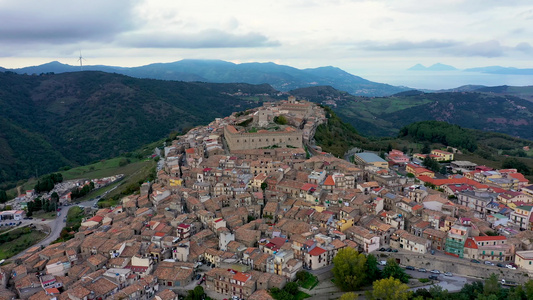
xmin=1 ymin=0 xmax=532 ymax=75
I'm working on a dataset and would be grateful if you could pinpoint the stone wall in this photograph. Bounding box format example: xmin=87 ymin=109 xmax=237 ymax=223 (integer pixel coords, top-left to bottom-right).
xmin=224 ymin=126 xmax=303 ymax=151
xmin=381 ymin=252 xmax=532 ymax=284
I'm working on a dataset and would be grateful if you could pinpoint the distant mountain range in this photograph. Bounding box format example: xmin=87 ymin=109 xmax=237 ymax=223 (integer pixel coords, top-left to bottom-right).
xmin=408 ymin=63 xmax=457 ymax=71
xmin=3 ymin=59 xmax=409 ymax=97
xmin=408 ymin=63 xmax=533 ymax=75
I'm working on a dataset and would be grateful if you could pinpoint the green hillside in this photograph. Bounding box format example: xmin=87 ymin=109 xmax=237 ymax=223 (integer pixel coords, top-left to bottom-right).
xmin=327 ymin=92 xmax=533 ymax=139
xmin=0 ymin=71 xmax=267 ymax=188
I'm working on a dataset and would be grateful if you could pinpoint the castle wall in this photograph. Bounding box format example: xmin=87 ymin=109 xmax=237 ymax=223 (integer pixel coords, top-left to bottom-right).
xmin=224 ymin=126 xmax=303 ymax=152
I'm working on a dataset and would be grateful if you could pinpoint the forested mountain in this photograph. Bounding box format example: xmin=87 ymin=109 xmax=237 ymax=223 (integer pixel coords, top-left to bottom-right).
xmin=6 ymin=59 xmax=409 ymax=97
xmin=315 ymin=90 xmax=533 ymax=139
xmin=0 ymin=71 xmax=266 ymax=186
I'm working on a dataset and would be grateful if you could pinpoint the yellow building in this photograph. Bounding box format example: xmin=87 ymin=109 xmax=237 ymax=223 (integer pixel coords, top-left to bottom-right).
xmin=353 ymin=152 xmax=389 ymax=169
xmin=431 ymin=150 xmax=454 ymax=161
xmin=515 ymin=251 xmax=533 ymax=273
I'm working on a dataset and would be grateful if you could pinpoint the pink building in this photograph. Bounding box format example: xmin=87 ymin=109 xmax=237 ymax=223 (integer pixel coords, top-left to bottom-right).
xmin=388 ymin=150 xmax=409 ymax=164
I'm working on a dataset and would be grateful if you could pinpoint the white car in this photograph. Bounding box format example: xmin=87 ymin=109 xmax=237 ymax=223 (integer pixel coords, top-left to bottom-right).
xmin=379 ymin=261 xmax=387 ymax=266
xmin=506 ymin=264 xmax=517 ymax=270
xmin=484 ymin=261 xmax=494 ymax=266
xmin=430 ymin=269 xmax=440 ymax=274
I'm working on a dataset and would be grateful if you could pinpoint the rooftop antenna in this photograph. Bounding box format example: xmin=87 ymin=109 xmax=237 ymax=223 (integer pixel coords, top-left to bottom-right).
xmin=77 ymin=50 xmax=86 ymax=71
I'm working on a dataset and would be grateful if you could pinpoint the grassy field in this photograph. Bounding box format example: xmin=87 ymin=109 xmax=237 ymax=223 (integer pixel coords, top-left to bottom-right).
xmin=0 ymin=227 xmax=46 ymax=260
xmin=6 ymin=136 xmax=166 ymax=199
xmin=298 ymin=272 xmax=319 ymax=289
xmin=97 ymin=159 xmax=156 ymax=208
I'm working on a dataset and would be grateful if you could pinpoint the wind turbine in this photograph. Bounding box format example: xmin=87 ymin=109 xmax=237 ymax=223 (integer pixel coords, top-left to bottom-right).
xmin=77 ymin=50 xmax=86 ymax=71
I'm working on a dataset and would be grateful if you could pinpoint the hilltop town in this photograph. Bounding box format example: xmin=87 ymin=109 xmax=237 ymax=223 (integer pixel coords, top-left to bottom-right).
xmin=2 ymin=96 xmax=533 ymax=300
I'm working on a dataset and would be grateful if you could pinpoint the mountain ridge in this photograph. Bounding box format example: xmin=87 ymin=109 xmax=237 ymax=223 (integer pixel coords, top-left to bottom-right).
xmin=4 ymin=59 xmax=408 ymax=97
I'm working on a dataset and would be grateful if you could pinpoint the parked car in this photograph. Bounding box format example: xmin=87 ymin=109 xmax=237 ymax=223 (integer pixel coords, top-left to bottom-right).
xmin=506 ymin=264 xmax=517 ymax=270
xmin=379 ymin=261 xmax=387 ymax=266
xmin=430 ymin=269 xmax=440 ymax=274
xmin=484 ymin=261 xmax=494 ymax=266
xmin=444 ymin=272 xmax=453 ymax=277
xmin=195 ymin=274 xmax=201 ymax=280
xmin=386 ymin=248 xmax=393 ymax=252
xmin=392 ymin=249 xmax=398 ymax=253
xmin=405 ymin=266 xmax=415 ymax=270
xmin=496 ymin=263 xmax=505 ymax=268
xmin=41 ymin=218 xmax=46 ymax=221
xmin=418 ymin=268 xmax=427 ymax=272
xmin=431 ymin=250 xmax=435 ymax=255
xmin=428 ymin=275 xmax=439 ymax=280
xmin=471 ymin=259 xmax=481 ymax=264
xmin=379 ymin=247 xmax=386 ymax=251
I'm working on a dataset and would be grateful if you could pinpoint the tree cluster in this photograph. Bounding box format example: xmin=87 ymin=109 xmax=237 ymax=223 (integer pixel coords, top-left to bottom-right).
xmin=270 ymin=282 xmax=300 ymax=300
xmin=274 ymin=115 xmax=288 ymax=125
xmin=411 ymin=273 xmax=533 ymax=300
xmin=34 ymin=173 xmax=63 ymax=193
xmin=71 ymin=182 xmax=95 ymax=199
xmin=0 ymin=190 xmax=8 ymax=203
xmin=399 ymin=121 xmax=477 ymax=152
xmin=332 ymin=248 xmax=383 ymax=291
xmin=422 ymin=156 xmax=441 ymax=173
xmin=502 ymin=158 xmax=532 ymax=176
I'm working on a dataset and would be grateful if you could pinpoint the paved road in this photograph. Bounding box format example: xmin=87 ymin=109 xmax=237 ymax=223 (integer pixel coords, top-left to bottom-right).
xmin=404 ymin=268 xmax=478 ymax=293
xmin=7 ymin=198 xmax=98 ymax=261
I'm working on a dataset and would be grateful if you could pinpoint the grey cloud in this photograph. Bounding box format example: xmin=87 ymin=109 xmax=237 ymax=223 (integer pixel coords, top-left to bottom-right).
xmin=0 ymin=0 xmax=140 ymax=44
xmin=359 ymin=40 xmax=459 ymax=51
xmin=119 ymin=29 xmax=280 ymax=48
xmin=453 ymin=40 xmax=505 ymax=57
xmin=515 ymin=42 xmax=533 ymax=53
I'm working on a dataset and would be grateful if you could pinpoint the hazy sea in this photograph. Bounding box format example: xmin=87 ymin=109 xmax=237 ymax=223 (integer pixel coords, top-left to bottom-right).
xmin=360 ymin=70 xmax=533 ymax=90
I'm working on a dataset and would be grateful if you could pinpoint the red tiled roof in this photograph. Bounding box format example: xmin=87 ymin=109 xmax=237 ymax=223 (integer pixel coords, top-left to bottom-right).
xmin=88 ymin=215 xmax=103 ymax=223
xmin=233 ymin=272 xmax=251 ymax=282
xmin=323 ymin=175 xmax=335 ymax=186
xmin=301 ymin=183 xmax=318 ymax=191
xmin=464 ymin=238 xmax=478 ymax=249
xmin=308 ymin=247 xmax=326 ymax=256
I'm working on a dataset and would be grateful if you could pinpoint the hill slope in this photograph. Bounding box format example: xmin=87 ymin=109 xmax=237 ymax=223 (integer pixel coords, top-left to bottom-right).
xmin=318 ymin=91 xmax=533 ymax=139
xmin=0 ymin=71 xmax=267 ymax=186
xmin=8 ymin=59 xmax=408 ymax=97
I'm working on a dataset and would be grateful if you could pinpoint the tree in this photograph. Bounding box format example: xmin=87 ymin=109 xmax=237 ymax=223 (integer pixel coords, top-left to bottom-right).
xmin=0 ymin=190 xmax=7 ymax=203
xmin=459 ymin=281 xmax=484 ymax=300
xmin=185 ymin=286 xmax=205 ymax=300
xmin=274 ymin=115 xmax=288 ymax=125
xmin=332 ymin=247 xmax=368 ymax=291
xmin=261 ymin=182 xmax=268 ymax=192
xmin=339 ymin=292 xmax=358 ymax=300
xmin=429 ymin=285 xmax=450 ymax=300
xmin=367 ymin=277 xmax=410 ymax=300
xmin=284 ymin=282 xmax=299 ymax=295
xmin=382 ymin=258 xmax=409 ymax=283
xmin=365 ymin=254 xmax=382 ymax=284
xmin=421 ymin=143 xmax=431 ymax=154
xmin=296 ymin=270 xmax=308 ymax=282
xmin=524 ymin=280 xmax=533 ymax=299
xmin=483 ymin=273 xmax=501 ymax=297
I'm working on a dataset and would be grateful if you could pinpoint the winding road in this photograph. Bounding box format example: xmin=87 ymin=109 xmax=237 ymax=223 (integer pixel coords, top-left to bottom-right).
xmin=7 ymin=198 xmax=99 ymax=261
